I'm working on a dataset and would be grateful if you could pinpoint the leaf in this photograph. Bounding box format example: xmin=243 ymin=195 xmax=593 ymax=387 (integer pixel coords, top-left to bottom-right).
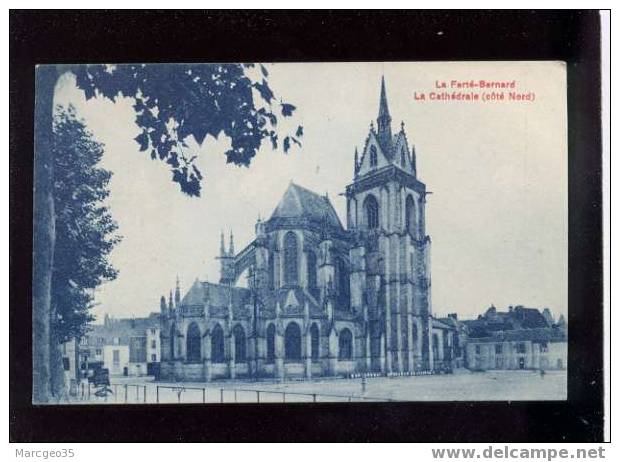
xmin=283 ymin=136 xmax=291 ymax=153
xmin=260 ymin=64 xmax=269 ymax=77
xmin=254 ymin=79 xmax=274 ymax=103
xmin=134 ymin=131 xmax=149 ymax=151
xmin=281 ymin=102 xmax=296 ymax=117
xmin=295 ymin=125 xmax=304 ymax=137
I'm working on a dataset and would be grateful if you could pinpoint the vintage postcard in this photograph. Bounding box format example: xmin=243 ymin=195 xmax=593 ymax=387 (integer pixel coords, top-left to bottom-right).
xmin=32 ymin=61 xmax=568 ymax=405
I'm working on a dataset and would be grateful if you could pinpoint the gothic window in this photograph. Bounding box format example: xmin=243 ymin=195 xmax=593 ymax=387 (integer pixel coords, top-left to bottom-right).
xmin=233 ymin=325 xmax=246 ymax=363
xmin=401 ymin=147 xmax=406 ymax=167
xmin=186 ymin=322 xmax=201 ymax=363
xmin=310 ymin=323 xmax=320 ymax=361
xmin=363 ymin=195 xmax=380 ymax=229
xmin=432 ymin=334 xmax=440 ymax=359
xmin=412 ymin=323 xmax=418 ymax=348
xmin=339 ymin=328 xmax=353 ymax=360
xmin=211 ymin=324 xmax=225 ymax=363
xmin=169 ymin=324 xmax=176 ymax=359
xmin=284 ymin=322 xmax=302 ymax=361
xmin=405 ymin=195 xmax=416 ymax=235
xmin=268 ymin=251 xmax=275 ymax=289
xmin=283 ymin=232 xmax=298 ymax=286
xmin=266 ymin=324 xmax=276 ymax=363
xmin=336 ymin=257 xmax=350 ymax=307
xmin=418 ymin=200 xmax=424 ymax=236
xmin=370 ymin=145 xmax=378 ymax=167
xmin=307 ymin=250 xmax=317 ymax=291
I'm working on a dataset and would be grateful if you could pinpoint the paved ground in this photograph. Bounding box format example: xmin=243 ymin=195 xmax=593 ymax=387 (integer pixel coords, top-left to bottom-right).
xmin=69 ymin=369 xmax=566 ymax=404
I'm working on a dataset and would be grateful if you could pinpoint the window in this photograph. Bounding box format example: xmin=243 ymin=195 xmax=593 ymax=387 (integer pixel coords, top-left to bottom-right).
xmin=151 ymin=329 xmax=156 ymax=335
xmin=113 ymin=337 xmax=120 ymax=345
xmin=268 ymin=251 xmax=275 ymax=289
xmin=211 ymin=324 xmax=225 ymax=363
xmin=495 ymin=356 xmax=503 ymax=368
xmin=169 ymin=324 xmax=176 ymax=359
xmin=405 ymin=195 xmax=416 ymax=235
xmin=151 ymin=354 xmax=157 ymax=362
xmin=233 ymin=325 xmax=246 ymax=363
xmin=95 ymin=349 xmax=102 ymax=356
xmin=336 ymin=257 xmax=349 ymax=306
xmin=363 ymin=195 xmax=379 ymax=229
xmin=151 ymin=339 xmax=157 ymax=349
xmin=412 ymin=324 xmax=418 ymax=347
xmin=475 ymin=344 xmax=481 ymax=355
xmin=310 ymin=323 xmax=320 ymax=361
xmin=80 ymin=337 xmax=88 ymax=346
xmin=283 ymin=232 xmax=299 ymax=286
xmin=113 ymin=350 xmax=120 ymax=365
xmin=516 ymin=342 xmax=526 ymax=354
xmin=495 ymin=344 xmax=503 ymax=355
xmin=370 ymin=145 xmax=378 ymax=167
xmin=284 ymin=322 xmax=302 ymax=361
xmin=266 ymin=324 xmax=276 ymax=364
xmin=401 ymin=147 xmax=406 ymax=166
xmin=186 ymin=322 xmax=201 ymax=363
xmin=62 ymin=357 xmax=70 ymax=371
xmin=307 ymin=250 xmax=317 ymax=291
xmin=432 ymin=334 xmax=440 ymax=359
xmin=338 ymin=328 xmax=353 ymax=360
xmin=98 ymin=337 xmax=104 ymax=345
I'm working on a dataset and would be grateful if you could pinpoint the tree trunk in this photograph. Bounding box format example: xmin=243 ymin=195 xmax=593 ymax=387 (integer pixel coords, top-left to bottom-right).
xmin=49 ymin=315 xmax=66 ymax=400
xmin=32 ymin=66 xmax=57 ymax=404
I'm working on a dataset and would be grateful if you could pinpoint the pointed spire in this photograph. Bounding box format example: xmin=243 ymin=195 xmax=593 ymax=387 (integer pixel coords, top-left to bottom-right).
xmin=378 ymin=76 xmax=391 ymax=121
xmin=160 ymin=295 xmax=167 ymax=312
xmin=354 ymin=147 xmax=359 ymax=177
xmin=175 ymin=275 xmax=181 ymax=306
xmin=229 ymin=230 xmax=235 ymax=255
xmin=220 ymin=230 xmax=226 ymax=256
xmin=377 ymin=76 xmax=393 ymax=153
xmin=168 ymin=290 xmax=174 ymax=310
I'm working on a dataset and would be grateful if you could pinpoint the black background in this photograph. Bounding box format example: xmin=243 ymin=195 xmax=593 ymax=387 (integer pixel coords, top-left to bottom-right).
xmin=9 ymin=10 xmax=604 ymax=442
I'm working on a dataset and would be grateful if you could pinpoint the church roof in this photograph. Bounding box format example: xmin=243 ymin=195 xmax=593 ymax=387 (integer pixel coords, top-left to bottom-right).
xmin=468 ymin=327 xmax=567 ymax=344
xmin=269 ymin=182 xmax=344 ymax=230
xmin=180 ymin=280 xmax=251 ymax=308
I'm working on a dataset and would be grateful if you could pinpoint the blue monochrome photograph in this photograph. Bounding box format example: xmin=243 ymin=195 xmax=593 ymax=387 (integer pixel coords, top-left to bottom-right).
xmin=32 ymin=62 xmax=568 ymax=404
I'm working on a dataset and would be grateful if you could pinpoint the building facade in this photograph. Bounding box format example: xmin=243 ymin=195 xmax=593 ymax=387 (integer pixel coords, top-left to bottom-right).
xmin=465 ymin=328 xmax=567 ymax=371
xmin=159 ymin=79 xmax=454 ymax=382
xmin=462 ymin=304 xmax=567 ymax=371
xmin=79 ymin=313 xmax=161 ymax=377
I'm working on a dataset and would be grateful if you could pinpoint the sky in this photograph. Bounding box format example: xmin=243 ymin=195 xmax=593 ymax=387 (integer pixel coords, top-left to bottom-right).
xmin=53 ymin=62 xmax=567 ymax=322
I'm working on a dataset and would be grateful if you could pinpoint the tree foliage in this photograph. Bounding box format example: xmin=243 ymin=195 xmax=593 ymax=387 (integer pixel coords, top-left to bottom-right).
xmin=74 ymin=63 xmax=303 ymax=196
xmin=51 ymin=105 xmax=121 ymax=343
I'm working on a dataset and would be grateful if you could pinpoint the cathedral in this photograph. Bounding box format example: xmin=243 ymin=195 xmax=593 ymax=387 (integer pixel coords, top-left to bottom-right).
xmin=159 ymin=78 xmax=455 ymax=382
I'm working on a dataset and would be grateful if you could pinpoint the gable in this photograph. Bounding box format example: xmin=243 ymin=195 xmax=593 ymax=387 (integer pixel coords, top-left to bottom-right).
xmin=392 ymin=132 xmax=413 ymax=174
xmin=358 ymin=132 xmax=390 ymax=177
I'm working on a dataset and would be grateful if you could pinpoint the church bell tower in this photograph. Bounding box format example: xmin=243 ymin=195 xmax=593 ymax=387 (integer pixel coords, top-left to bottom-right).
xmin=346 ymin=77 xmax=433 ymax=373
